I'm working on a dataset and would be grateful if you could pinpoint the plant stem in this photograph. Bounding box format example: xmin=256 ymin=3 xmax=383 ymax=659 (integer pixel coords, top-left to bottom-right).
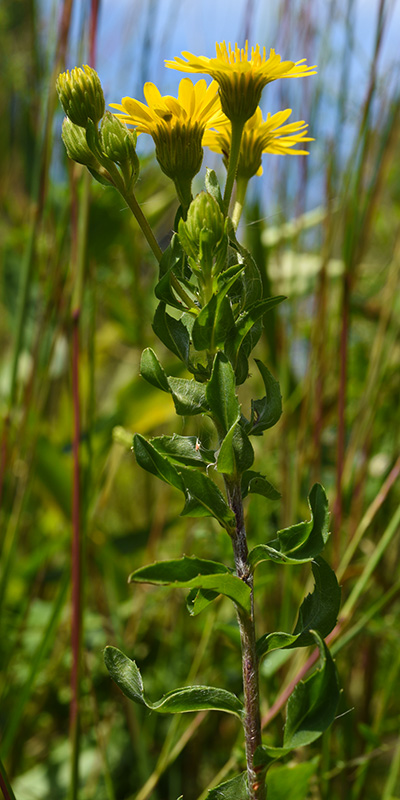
xmin=224 ymin=478 xmax=265 ymax=800
xmin=223 ymin=121 xmax=245 ymax=214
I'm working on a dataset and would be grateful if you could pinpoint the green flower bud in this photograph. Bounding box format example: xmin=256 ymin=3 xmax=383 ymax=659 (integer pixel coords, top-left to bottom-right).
xmin=178 ymin=192 xmax=228 ymax=280
xmin=56 ymin=65 xmax=105 ymax=128
xmin=184 ymin=192 xmax=226 ymax=249
xmin=61 ymin=117 xmax=101 ymax=169
xmin=100 ymin=112 xmax=139 ymax=187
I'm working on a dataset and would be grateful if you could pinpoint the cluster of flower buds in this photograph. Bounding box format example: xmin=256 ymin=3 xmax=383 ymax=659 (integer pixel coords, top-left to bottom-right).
xmin=57 ymin=66 xmax=139 ymax=192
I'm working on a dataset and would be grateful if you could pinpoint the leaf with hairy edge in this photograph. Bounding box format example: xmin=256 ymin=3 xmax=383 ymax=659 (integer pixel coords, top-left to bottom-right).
xmin=206 ymin=772 xmax=248 ymax=800
xmin=104 ymin=647 xmax=244 ymax=717
xmin=133 ymin=434 xmax=184 ymax=492
xmin=256 ymin=558 xmax=341 ymax=658
xmin=179 ymin=466 xmax=235 ymax=531
xmin=151 ymin=435 xmax=215 ymax=468
xmin=224 ymin=297 xmax=285 ymax=368
xmin=168 ymin=377 xmax=209 ymax=416
xmin=128 ymin=556 xmax=251 ymax=613
xmin=241 ymin=471 xmax=281 ymax=501
xmin=283 ymin=631 xmax=340 ymax=748
xmin=248 ymin=484 xmax=330 ymax=567
xmin=206 ymin=352 xmax=240 ymax=433
xmin=216 ymin=422 xmax=254 ymax=476
xmin=153 ymin=302 xmax=190 ymax=365
xmin=140 ymin=348 xmax=170 ymax=392
xmin=247 ymin=360 xmax=282 ymax=435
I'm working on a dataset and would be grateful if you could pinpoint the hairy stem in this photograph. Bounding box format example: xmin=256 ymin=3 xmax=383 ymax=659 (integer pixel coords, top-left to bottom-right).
xmin=224 ymin=478 xmax=265 ymax=800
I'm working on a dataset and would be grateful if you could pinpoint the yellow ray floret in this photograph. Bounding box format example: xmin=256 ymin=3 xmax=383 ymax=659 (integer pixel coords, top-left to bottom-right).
xmin=203 ymin=107 xmax=313 ymax=179
xmin=165 ymin=41 xmax=317 ymax=123
xmin=110 ymin=78 xmax=225 ymax=201
xmin=110 ymin=78 xmax=224 ymax=136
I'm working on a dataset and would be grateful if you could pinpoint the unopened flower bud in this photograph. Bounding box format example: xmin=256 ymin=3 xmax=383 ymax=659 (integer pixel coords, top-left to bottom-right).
xmin=185 ymin=192 xmax=226 ymax=248
xmin=100 ymin=112 xmax=139 ymax=179
xmin=56 ymin=65 xmax=105 ymax=128
xmin=61 ymin=117 xmax=101 ymax=169
xmin=179 ymin=192 xmax=228 ymax=278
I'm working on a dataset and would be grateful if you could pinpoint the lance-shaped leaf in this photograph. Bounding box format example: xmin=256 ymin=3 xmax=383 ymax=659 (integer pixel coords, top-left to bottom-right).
xmin=128 ymin=555 xmax=251 ymax=613
xmin=246 ymin=360 xmax=282 ymax=436
xmin=227 ymin=218 xmax=263 ymax=310
xmin=216 ymin=422 xmax=254 ymax=476
xmin=206 ymin=772 xmax=248 ymax=800
xmin=153 ymin=302 xmax=190 ymax=365
xmin=241 ymin=470 xmax=281 ymax=501
xmin=155 ymin=235 xmax=190 ymax=310
xmin=224 ymin=296 xmax=285 ymax=368
xmin=192 ymin=289 xmax=235 ymax=353
xmin=179 ymin=466 xmax=235 ymax=531
xmin=205 ymin=168 xmax=224 ymax=212
xmin=248 ymin=484 xmax=330 ymax=567
xmin=283 ymin=630 xmax=340 ymax=748
xmin=206 ymin=352 xmax=240 ymax=433
xmin=134 ymin=435 xmax=233 ymax=529
xmin=133 ymin=434 xmax=184 ymax=492
xmin=104 ymin=646 xmax=244 ymax=717
xmin=151 ymin=435 xmax=215 ymax=468
xmin=256 ymin=558 xmax=341 ymax=658
xmin=140 ymin=347 xmax=170 ymax=392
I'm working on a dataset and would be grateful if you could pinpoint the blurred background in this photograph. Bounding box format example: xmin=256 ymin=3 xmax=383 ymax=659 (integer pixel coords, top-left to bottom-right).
xmin=1 ymin=0 xmax=400 ymax=798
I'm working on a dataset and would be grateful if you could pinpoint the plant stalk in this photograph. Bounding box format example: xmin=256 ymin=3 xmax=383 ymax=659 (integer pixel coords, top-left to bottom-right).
xmin=224 ymin=477 xmax=265 ymax=800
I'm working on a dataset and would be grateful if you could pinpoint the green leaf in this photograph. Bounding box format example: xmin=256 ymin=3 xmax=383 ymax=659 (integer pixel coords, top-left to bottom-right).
xmin=267 ymin=759 xmax=318 ymax=800
xmin=128 ymin=555 xmax=251 ymax=613
xmin=151 ymin=435 xmax=215 ymax=468
xmin=133 ymin=434 xmax=184 ymax=492
xmin=225 ymin=296 xmax=285 ymax=368
xmin=248 ymin=484 xmax=330 ymax=567
xmin=186 ymin=587 xmax=219 ymax=616
xmin=216 ymin=422 xmax=254 ymax=476
xmin=256 ymin=558 xmax=341 ymax=658
xmin=155 ymin=236 xmax=188 ymax=310
xmin=227 ymin=219 xmax=263 ymax=309
xmin=241 ymin=470 xmax=281 ymax=501
xmin=153 ymin=302 xmax=190 ymax=365
xmin=104 ymin=647 xmax=243 ymax=717
xmin=206 ymin=772 xmax=248 ymax=800
xmin=179 ymin=466 xmax=235 ymax=531
xmin=283 ymin=631 xmax=340 ymax=748
xmin=168 ymin=376 xmax=209 ymax=415
xmin=192 ymin=290 xmax=235 ymax=352
xmin=206 ymin=352 xmax=240 ymax=433
xmin=140 ymin=348 xmax=170 ymax=392
xmin=247 ymin=360 xmax=282 ymax=435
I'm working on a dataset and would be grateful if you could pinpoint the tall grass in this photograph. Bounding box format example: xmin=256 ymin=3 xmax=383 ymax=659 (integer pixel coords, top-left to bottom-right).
xmin=0 ymin=1 xmax=399 ymax=798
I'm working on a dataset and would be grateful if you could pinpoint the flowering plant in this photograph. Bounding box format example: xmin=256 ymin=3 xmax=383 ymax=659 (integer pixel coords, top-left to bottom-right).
xmin=57 ymin=42 xmax=340 ymax=800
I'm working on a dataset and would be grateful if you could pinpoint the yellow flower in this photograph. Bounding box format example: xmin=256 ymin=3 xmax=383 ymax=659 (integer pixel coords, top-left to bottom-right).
xmin=203 ymin=107 xmax=313 ymax=180
xmin=165 ymin=41 xmax=317 ymax=124
xmin=110 ymin=78 xmax=224 ymax=207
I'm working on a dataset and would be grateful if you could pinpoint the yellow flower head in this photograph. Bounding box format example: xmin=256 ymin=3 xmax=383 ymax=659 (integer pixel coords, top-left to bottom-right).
xmin=203 ymin=107 xmax=313 ymax=180
xmin=110 ymin=78 xmax=224 ymax=190
xmin=166 ymin=41 xmax=317 ymax=124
